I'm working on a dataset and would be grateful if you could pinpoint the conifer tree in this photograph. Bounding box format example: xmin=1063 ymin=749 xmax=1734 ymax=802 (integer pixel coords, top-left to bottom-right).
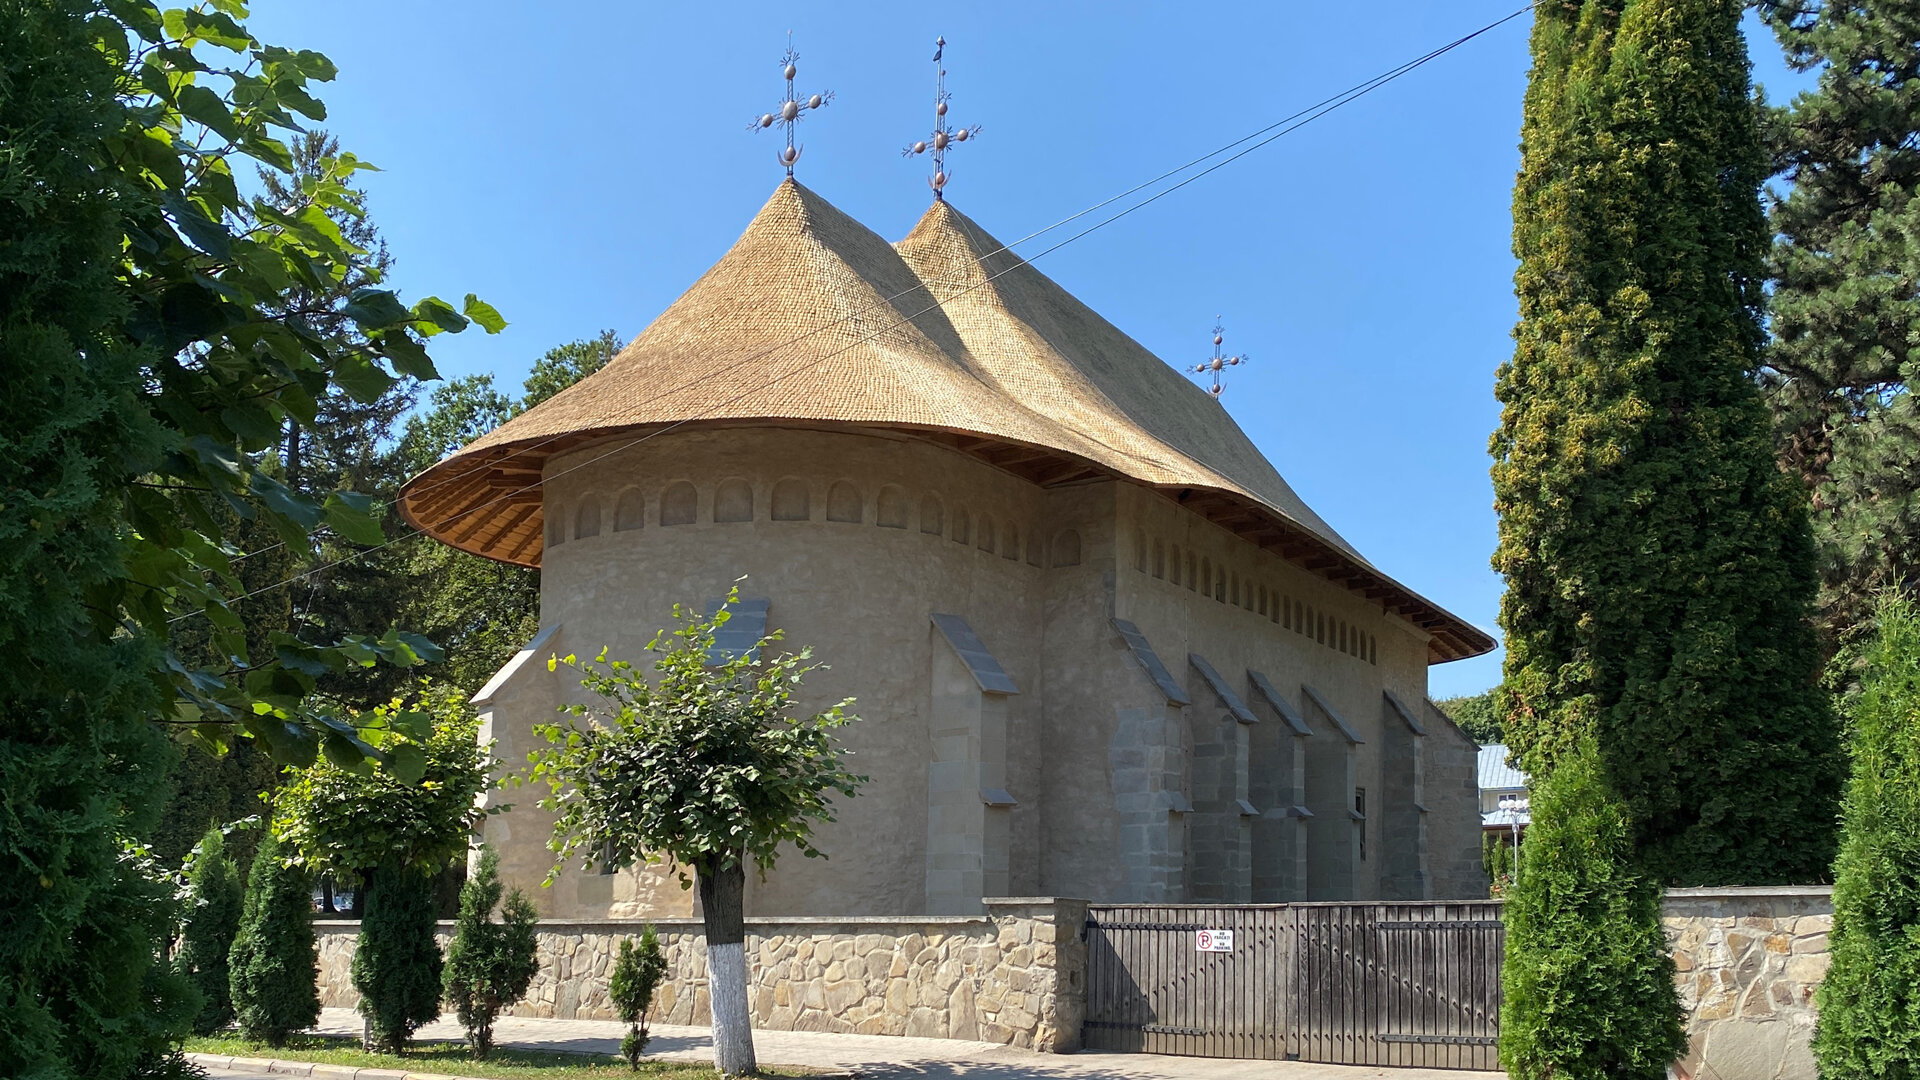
xmin=228 ymin=834 xmax=320 ymax=1047
xmin=1760 ymin=0 xmax=1920 ymax=643
xmin=353 ymin=866 xmax=444 ymax=1055
xmin=1491 ymin=0 xmax=1840 ymax=886
xmin=1812 ymin=593 xmax=1920 ymax=1075
xmin=443 ymin=847 xmax=540 ymax=1060
xmin=178 ymin=827 xmax=246 ymax=1035
xmin=610 ymin=927 xmax=668 ymax=1069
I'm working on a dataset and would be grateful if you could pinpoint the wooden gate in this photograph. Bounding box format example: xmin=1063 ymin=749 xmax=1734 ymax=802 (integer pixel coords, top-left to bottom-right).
xmin=1083 ymin=901 xmax=1504 ymax=1070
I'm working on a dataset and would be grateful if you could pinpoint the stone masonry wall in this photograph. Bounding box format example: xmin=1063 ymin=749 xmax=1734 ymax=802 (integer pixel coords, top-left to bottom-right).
xmin=1664 ymin=887 xmax=1832 ymax=1080
xmin=316 ymin=897 xmax=1088 ymax=1052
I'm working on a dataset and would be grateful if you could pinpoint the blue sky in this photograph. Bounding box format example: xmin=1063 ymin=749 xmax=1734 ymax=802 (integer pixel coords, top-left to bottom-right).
xmin=245 ymin=2 xmax=1811 ymax=698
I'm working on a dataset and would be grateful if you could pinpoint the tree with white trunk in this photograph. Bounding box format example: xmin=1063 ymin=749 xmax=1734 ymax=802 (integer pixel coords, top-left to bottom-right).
xmin=529 ymin=585 xmax=864 ymax=1075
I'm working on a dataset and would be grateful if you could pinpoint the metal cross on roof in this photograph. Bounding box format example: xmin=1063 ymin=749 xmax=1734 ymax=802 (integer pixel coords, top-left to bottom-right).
xmin=1191 ymin=319 xmax=1250 ymax=400
xmin=903 ymin=36 xmax=982 ymax=200
xmin=749 ymin=33 xmax=832 ymax=176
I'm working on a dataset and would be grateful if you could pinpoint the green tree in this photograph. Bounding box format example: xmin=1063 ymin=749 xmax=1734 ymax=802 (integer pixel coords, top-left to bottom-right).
xmin=442 ymin=846 xmax=540 ymax=1060
xmin=1491 ymin=0 xmax=1840 ymax=886
xmin=1759 ymin=0 xmax=1920 ymax=645
xmin=178 ymin=826 xmax=246 ymax=1035
xmin=1498 ymin=741 xmax=1686 ymax=1080
xmin=529 ymin=587 xmax=864 ymax=1075
xmin=1812 ymin=593 xmax=1920 ymax=1074
xmin=228 ymin=833 xmax=319 ymax=1047
xmin=1436 ymin=689 xmax=1503 ymax=744
xmin=609 ymin=927 xmax=668 ymax=1069
xmin=352 ymin=865 xmax=443 ymax=1054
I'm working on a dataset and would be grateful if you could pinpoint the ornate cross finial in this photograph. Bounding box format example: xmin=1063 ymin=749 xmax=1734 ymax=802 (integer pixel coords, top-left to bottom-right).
xmin=1191 ymin=319 xmax=1250 ymax=400
xmin=749 ymin=33 xmax=832 ymax=176
xmin=903 ymin=36 xmax=982 ymax=200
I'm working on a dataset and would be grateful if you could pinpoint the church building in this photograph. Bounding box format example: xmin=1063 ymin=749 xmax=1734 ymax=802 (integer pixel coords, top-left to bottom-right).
xmin=399 ymin=176 xmax=1496 ymax=919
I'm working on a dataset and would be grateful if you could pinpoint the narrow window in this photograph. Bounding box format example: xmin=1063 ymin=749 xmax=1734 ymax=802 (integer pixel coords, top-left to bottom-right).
xmin=1134 ymin=530 xmax=1148 ymax=573
xmin=1230 ymin=574 xmax=1240 ymax=607
xmin=771 ymin=478 xmax=809 ymax=521
xmin=1201 ymin=558 xmax=1212 ymax=598
xmin=714 ymin=478 xmax=752 ymax=523
xmin=661 ymin=481 xmax=697 ymax=526
xmin=978 ymin=514 xmax=996 ymax=553
xmin=1257 ymin=586 xmax=1267 ymax=616
xmin=952 ymin=508 xmax=971 ymax=545
xmin=1215 ymin=568 xmax=1226 ymax=603
xmin=1187 ymin=553 xmax=1197 ymax=591
xmin=1356 ymin=788 xmax=1367 ymax=861
xmin=1153 ymin=541 xmax=1165 ymax=580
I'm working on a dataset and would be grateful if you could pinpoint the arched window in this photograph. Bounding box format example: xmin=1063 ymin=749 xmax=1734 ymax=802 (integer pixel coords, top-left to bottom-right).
xmin=1230 ymin=574 xmax=1240 ymax=607
xmin=1186 ymin=553 xmax=1197 ymax=591
xmin=920 ymin=493 xmax=944 ymax=535
xmin=876 ymin=485 xmax=909 ymax=529
xmin=1153 ymin=541 xmax=1165 ymax=580
xmin=1258 ymin=585 xmax=1267 ymax=616
xmin=545 ymin=505 xmax=567 ymax=549
xmin=1002 ymin=522 xmax=1019 ymax=560
xmin=614 ymin=488 xmax=644 ymax=532
xmin=714 ymin=478 xmax=752 ymax=523
xmin=826 ymin=480 xmax=861 ymax=523
xmin=1051 ymin=529 xmax=1081 ymax=568
xmin=978 ymin=514 xmax=996 ymax=553
xmin=661 ymin=481 xmax=697 ymax=526
xmin=952 ymin=508 xmax=971 ymax=545
xmin=1134 ymin=530 xmax=1148 ymax=573
xmin=575 ymin=497 xmax=602 ymax=539
xmin=1201 ymin=558 xmax=1212 ymax=597
xmin=771 ymin=478 xmax=809 ymax=521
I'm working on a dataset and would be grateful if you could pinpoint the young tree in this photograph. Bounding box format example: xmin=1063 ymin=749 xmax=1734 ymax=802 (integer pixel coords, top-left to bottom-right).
xmin=1499 ymin=742 xmax=1686 ymax=1080
xmin=274 ymin=682 xmax=495 ymax=1053
xmin=530 ymin=588 xmax=865 ymax=1075
xmin=228 ymin=834 xmax=320 ymax=1047
xmin=1813 ymin=593 xmax=1920 ymax=1075
xmin=178 ymin=827 xmax=246 ymax=1035
xmin=1491 ymin=0 xmax=1840 ymax=886
xmin=1760 ymin=0 xmax=1920 ymax=644
xmin=443 ymin=846 xmax=540 ymax=1060
xmin=610 ymin=927 xmax=669 ymax=1069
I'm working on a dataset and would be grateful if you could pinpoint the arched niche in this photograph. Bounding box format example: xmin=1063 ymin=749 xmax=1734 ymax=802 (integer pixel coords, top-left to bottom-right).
xmin=1025 ymin=530 xmax=1043 ymax=567
xmin=978 ymin=513 xmax=996 ymax=553
xmin=545 ymin=505 xmax=568 ymax=549
xmin=1052 ymin=529 xmax=1081 ymax=568
xmin=952 ymin=508 xmax=971 ymax=546
xmin=771 ymin=478 xmax=810 ymax=522
xmin=575 ymin=497 xmax=602 ymax=540
xmin=876 ymin=485 xmax=909 ymax=529
xmin=1134 ymin=530 xmax=1148 ymax=573
xmin=1001 ymin=521 xmax=1019 ymax=561
xmin=614 ymin=488 xmax=644 ymax=532
xmin=714 ymin=478 xmax=753 ymax=523
xmin=661 ymin=481 xmax=697 ymax=526
xmin=826 ymin=480 xmax=862 ymax=524
xmin=920 ymin=493 xmax=944 ymax=535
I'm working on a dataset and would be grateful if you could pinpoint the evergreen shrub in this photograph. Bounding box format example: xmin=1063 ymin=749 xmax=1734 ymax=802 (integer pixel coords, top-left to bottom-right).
xmin=178 ymin=827 xmax=245 ymax=1034
xmin=610 ymin=926 xmax=668 ymax=1069
xmin=354 ymin=866 xmax=445 ymax=1055
xmin=443 ymin=847 xmax=540 ymax=1059
xmin=1499 ymin=742 xmax=1684 ymax=1080
xmin=1813 ymin=593 xmax=1920 ymax=1075
xmin=228 ymin=834 xmax=319 ymax=1046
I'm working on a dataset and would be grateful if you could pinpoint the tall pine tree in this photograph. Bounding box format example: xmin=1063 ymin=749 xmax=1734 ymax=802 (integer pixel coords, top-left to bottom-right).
xmin=1761 ymin=0 xmax=1920 ymax=642
xmin=1492 ymin=0 xmax=1839 ymax=886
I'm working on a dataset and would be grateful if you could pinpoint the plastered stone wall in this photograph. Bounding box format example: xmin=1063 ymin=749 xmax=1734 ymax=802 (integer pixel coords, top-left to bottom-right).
xmin=1664 ymin=887 xmax=1832 ymax=1080
xmin=313 ymin=898 xmax=1089 ymax=1052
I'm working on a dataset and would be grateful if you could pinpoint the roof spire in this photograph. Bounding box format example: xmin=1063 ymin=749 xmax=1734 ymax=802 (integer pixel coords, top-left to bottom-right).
xmin=749 ymin=32 xmax=832 ymax=177
xmin=1190 ymin=318 xmax=1250 ymax=400
xmin=903 ymin=35 xmax=982 ymax=200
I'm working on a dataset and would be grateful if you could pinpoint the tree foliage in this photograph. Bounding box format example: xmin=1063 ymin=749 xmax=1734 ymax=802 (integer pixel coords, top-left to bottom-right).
xmin=1813 ymin=593 xmax=1920 ymax=1074
xmin=443 ymin=847 xmax=540 ymax=1061
xmin=1491 ymin=0 xmax=1840 ymax=886
xmin=1760 ymin=0 xmax=1920 ymax=643
xmin=1498 ymin=741 xmax=1686 ymax=1080
xmin=1436 ymin=689 xmax=1503 ymax=744
xmin=227 ymin=833 xmax=319 ymax=1047
xmin=178 ymin=826 xmax=246 ymax=1035
xmin=610 ymin=927 xmax=668 ymax=1069
xmin=352 ymin=866 xmax=443 ymax=1055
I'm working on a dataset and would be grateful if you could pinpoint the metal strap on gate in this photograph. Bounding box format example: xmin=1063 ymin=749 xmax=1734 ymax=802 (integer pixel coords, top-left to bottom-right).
xmin=1380 ymin=1034 xmax=1499 ymax=1046
xmin=1375 ymin=920 xmax=1504 ymax=929
xmin=1087 ymin=919 xmax=1205 ymax=932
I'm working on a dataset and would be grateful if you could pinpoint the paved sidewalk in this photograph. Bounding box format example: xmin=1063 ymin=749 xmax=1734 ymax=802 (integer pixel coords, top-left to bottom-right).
xmin=198 ymin=1006 xmax=1502 ymax=1080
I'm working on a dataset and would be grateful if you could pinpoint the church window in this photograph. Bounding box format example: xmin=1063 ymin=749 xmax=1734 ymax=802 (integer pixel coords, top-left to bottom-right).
xmin=1152 ymin=541 xmax=1165 ymax=580
xmin=920 ymin=493 xmax=944 ymax=535
xmin=1026 ymin=529 xmax=1043 ymax=566
xmin=876 ymin=485 xmax=909 ymax=529
xmin=714 ymin=478 xmax=752 ymax=523
xmin=614 ymin=488 xmax=644 ymax=532
xmin=826 ymin=480 xmax=861 ymax=523
xmin=1003 ymin=522 xmax=1019 ymax=560
xmin=575 ymin=497 xmax=602 ymax=540
xmin=545 ymin=505 xmax=567 ymax=549
xmin=661 ymin=481 xmax=697 ymax=526
xmin=771 ymin=478 xmax=809 ymax=521
xmin=1052 ymin=529 xmax=1081 ymax=567
xmin=978 ymin=514 xmax=996 ymax=553
xmin=1134 ymin=530 xmax=1148 ymax=573
xmin=952 ymin=508 xmax=970 ymax=545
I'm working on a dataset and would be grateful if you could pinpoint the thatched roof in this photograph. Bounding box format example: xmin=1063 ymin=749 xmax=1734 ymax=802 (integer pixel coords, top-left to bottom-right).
xmin=397 ymin=179 xmax=1493 ymax=663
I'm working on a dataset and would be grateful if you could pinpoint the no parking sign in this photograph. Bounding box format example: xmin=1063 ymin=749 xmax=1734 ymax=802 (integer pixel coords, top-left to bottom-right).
xmin=1195 ymin=928 xmax=1234 ymax=952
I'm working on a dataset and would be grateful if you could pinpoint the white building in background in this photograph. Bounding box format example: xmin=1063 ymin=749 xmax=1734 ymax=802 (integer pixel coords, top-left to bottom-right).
xmin=1478 ymin=743 xmax=1529 ymax=836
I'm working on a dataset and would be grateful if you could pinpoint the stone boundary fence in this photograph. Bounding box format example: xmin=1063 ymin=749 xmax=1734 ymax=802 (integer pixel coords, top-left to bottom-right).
xmin=312 ymin=888 xmax=1830 ymax=1069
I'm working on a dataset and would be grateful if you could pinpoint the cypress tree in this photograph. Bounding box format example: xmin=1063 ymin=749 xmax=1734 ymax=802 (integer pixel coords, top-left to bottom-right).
xmin=442 ymin=847 xmax=540 ymax=1060
xmin=178 ymin=828 xmax=246 ymax=1035
xmin=1760 ymin=0 xmax=1920 ymax=643
xmin=1812 ymin=594 xmax=1920 ymax=1075
xmin=229 ymin=834 xmax=320 ymax=1047
xmin=1492 ymin=0 xmax=1840 ymax=886
xmin=353 ymin=866 xmax=445 ymax=1055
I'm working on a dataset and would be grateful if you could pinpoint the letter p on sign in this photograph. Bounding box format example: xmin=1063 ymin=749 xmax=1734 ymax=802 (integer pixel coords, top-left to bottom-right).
xmin=1196 ymin=929 xmax=1234 ymax=952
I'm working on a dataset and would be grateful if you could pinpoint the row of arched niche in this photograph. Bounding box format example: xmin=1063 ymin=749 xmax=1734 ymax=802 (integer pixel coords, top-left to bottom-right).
xmin=1133 ymin=529 xmax=1379 ymax=666
xmin=546 ymin=478 xmax=1083 ymax=569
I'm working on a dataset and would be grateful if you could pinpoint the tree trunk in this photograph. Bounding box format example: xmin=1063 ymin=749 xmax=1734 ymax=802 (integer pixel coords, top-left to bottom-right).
xmin=697 ymin=855 xmax=755 ymax=1076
